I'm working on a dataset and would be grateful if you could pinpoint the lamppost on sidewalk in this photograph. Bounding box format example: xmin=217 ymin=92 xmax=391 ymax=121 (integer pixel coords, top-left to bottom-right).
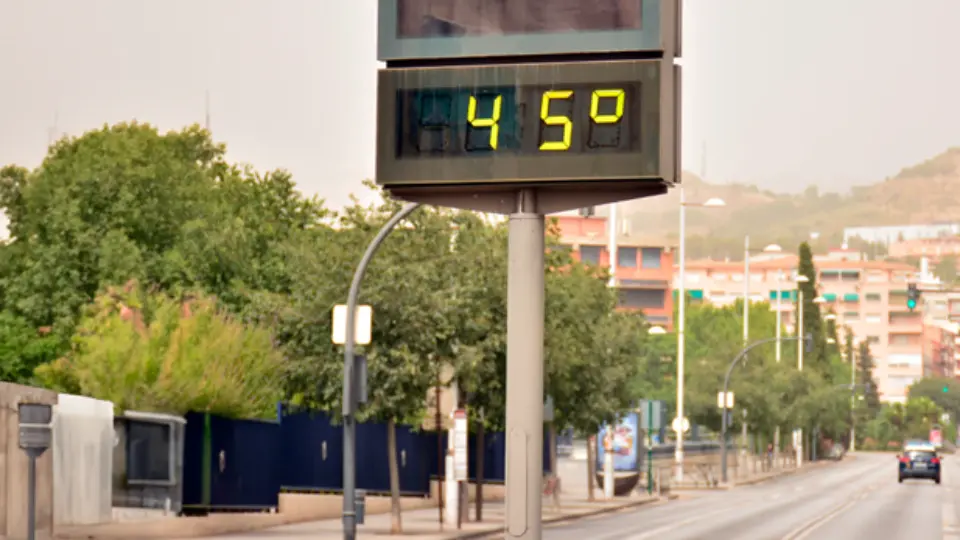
xmin=720 ymin=334 xmax=813 ymax=483
xmin=676 ymin=187 xmax=725 ymax=481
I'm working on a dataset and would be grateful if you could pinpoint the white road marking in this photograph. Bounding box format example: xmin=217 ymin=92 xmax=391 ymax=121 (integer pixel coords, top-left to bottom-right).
xmin=944 ymin=498 xmax=960 ymax=539
xmin=622 ymin=506 xmax=739 ymax=540
xmin=781 ymin=484 xmax=878 ymax=540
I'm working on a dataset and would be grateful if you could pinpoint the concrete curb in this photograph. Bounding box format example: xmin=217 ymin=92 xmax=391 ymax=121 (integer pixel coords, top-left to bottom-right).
xmin=669 ymin=459 xmax=843 ymax=491
xmin=452 ymin=495 xmax=673 ymax=539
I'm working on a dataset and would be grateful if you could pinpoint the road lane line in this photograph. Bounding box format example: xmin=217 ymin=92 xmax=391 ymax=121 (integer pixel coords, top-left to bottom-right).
xmin=621 ymin=506 xmax=740 ymax=540
xmin=781 ymin=485 xmax=877 ymax=540
xmin=944 ymin=497 xmax=960 ymax=539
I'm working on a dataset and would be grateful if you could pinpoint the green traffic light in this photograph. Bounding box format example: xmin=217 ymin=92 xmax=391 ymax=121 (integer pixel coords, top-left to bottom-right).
xmin=945 ymin=386 xmax=950 ymax=393
xmin=907 ymin=299 xmax=917 ymax=310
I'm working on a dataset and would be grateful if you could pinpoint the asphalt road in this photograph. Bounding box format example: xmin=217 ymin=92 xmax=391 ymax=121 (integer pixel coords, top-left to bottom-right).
xmin=539 ymin=452 xmax=960 ymax=540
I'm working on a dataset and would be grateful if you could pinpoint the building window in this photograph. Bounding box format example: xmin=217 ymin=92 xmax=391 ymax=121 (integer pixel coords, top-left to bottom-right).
xmin=867 ymin=335 xmax=881 ymax=345
xmin=618 ymin=247 xmax=638 ymax=268
xmin=641 ymin=248 xmax=662 ymax=269
xmin=889 ymin=334 xmax=916 ymax=346
xmin=865 ymin=293 xmax=882 ymax=302
xmin=865 ymin=313 xmax=882 ymax=324
xmin=619 ymin=289 xmax=666 ymax=309
xmin=843 ymin=311 xmax=859 ymax=320
xmin=580 ymin=245 xmax=601 ymax=265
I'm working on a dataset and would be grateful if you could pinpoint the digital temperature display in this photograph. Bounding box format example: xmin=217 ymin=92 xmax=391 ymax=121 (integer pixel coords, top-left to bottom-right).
xmin=376 ymin=59 xmax=677 ymax=187
xmin=396 ymin=83 xmax=641 ymax=159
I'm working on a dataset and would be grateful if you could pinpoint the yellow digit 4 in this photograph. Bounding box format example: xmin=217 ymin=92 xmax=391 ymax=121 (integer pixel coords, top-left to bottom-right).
xmin=590 ymin=89 xmax=625 ymax=125
xmin=540 ymin=90 xmax=574 ymax=151
xmin=467 ymin=94 xmax=502 ymax=149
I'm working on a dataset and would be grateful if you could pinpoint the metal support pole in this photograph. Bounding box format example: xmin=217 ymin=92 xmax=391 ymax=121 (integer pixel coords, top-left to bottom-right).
xmin=850 ymin=346 xmax=856 ymax=452
xmin=797 ymin=288 xmax=804 ymax=468
xmin=342 ymin=202 xmax=421 ymax=540
xmin=27 ymin=453 xmax=37 ymax=540
xmin=743 ymin=236 xmax=750 ymax=346
xmin=721 ymin=335 xmax=804 ymax=483
xmin=675 ymin=187 xmax=687 ymax=482
xmin=774 ymin=269 xmax=782 ymax=465
xmin=647 ymin=400 xmax=654 ymax=495
xmin=505 ymin=189 xmax=545 ymax=540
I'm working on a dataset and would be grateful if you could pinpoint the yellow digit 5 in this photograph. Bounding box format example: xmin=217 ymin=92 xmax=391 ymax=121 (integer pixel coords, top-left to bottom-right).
xmin=590 ymin=89 xmax=625 ymax=125
xmin=467 ymin=94 xmax=502 ymax=150
xmin=539 ymin=90 xmax=574 ymax=151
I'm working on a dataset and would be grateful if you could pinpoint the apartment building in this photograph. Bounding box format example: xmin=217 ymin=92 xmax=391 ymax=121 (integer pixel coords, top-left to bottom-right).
xmin=920 ymin=290 xmax=960 ymax=379
xmin=554 ymin=215 xmax=675 ymax=329
xmin=676 ymin=250 xmax=919 ymax=403
xmin=889 ymin=236 xmax=960 ymax=264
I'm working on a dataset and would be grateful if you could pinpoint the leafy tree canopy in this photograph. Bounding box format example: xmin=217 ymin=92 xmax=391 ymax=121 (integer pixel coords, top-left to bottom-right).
xmin=35 ymin=282 xmax=283 ymax=418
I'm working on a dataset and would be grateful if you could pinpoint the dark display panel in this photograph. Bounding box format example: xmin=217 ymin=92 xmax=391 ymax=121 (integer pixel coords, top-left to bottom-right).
xmin=395 ymin=83 xmax=642 ymax=159
xmin=376 ymin=59 xmax=676 ymax=187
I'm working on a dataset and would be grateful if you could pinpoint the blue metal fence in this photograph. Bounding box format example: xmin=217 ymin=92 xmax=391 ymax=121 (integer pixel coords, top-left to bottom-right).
xmin=183 ymin=406 xmax=569 ymax=510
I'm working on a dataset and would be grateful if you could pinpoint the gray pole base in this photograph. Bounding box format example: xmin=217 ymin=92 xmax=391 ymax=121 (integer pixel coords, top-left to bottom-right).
xmin=504 ymin=189 xmax=545 ymax=540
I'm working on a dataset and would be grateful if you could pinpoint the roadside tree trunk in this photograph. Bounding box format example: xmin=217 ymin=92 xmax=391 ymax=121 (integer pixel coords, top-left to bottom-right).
xmin=475 ymin=423 xmax=485 ymax=521
xmin=586 ymin=435 xmax=596 ymax=501
xmin=387 ymin=418 xmax=403 ymax=533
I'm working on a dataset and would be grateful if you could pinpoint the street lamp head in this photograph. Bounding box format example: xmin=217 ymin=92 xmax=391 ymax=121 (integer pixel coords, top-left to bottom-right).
xmin=648 ymin=326 xmax=667 ymax=335
xmin=796 ymin=275 xmax=810 ymax=283
xmin=824 ymin=313 xmax=837 ymax=321
xmin=813 ymin=296 xmax=827 ymax=304
xmin=702 ymin=198 xmax=726 ymax=208
xmin=827 ymin=338 xmax=836 ymax=344
xmin=762 ymin=244 xmax=783 ymax=253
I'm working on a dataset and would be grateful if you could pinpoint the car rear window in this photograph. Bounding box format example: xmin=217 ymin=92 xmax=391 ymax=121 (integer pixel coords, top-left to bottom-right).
xmin=907 ymin=450 xmax=936 ymax=460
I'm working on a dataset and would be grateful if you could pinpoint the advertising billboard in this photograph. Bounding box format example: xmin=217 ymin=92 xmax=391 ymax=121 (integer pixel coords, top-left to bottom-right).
xmin=596 ymin=412 xmax=640 ymax=472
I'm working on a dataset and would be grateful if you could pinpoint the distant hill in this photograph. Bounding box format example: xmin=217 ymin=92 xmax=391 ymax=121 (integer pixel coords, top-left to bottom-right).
xmin=613 ymin=147 xmax=960 ymax=260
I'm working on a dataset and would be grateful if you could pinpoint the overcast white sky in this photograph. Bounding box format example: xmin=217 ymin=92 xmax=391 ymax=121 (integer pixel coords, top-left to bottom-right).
xmin=1 ymin=0 xmax=958 ymax=211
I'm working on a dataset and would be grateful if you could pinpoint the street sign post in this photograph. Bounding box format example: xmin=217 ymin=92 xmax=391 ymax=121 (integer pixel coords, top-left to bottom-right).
xmin=19 ymin=402 xmax=53 ymax=540
xmin=373 ymin=3 xmax=682 ymax=539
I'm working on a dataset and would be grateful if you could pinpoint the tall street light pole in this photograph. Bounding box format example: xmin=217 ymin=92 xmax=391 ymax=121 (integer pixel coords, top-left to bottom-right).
xmin=795 ymin=274 xmax=808 ymax=467
xmin=774 ymin=269 xmax=783 ymax=462
xmin=604 ymin=203 xmax=618 ymax=499
xmin=676 ymin=186 xmax=725 ymax=482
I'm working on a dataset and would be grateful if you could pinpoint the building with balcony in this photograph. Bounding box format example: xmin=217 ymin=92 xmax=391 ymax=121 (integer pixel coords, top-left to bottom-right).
xmin=889 ymin=236 xmax=960 ymax=264
xmin=921 ymin=319 xmax=959 ymax=379
xmin=554 ymin=215 xmax=675 ymax=329
xmin=675 ymin=250 xmax=919 ymax=403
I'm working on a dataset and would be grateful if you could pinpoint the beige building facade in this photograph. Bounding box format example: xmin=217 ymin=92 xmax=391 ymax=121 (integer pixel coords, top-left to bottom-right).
xmin=675 ymin=249 xmax=920 ymax=403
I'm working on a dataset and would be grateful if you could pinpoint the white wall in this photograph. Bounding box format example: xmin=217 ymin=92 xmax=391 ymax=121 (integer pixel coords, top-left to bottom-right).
xmin=53 ymin=394 xmax=114 ymax=525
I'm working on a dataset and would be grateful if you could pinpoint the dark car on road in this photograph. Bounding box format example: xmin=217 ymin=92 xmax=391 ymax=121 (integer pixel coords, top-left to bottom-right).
xmin=898 ymin=442 xmax=941 ymax=484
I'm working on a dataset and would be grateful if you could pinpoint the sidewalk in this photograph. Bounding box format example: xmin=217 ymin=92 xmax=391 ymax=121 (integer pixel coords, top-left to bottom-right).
xmin=186 ymin=491 xmax=662 ymax=540
xmin=666 ymin=454 xmax=841 ymax=491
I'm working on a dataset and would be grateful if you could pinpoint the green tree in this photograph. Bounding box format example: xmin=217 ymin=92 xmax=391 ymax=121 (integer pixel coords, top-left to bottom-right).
xmin=857 ymin=341 xmax=882 ymax=413
xmin=908 ymin=376 xmax=960 ymax=422
xmin=260 ymin=195 xmax=464 ymax=533
xmin=934 ymin=255 xmax=958 ymax=284
xmin=35 ymin=282 xmax=283 ymax=418
xmin=796 ymin=242 xmax=827 ymax=372
xmin=0 ymin=122 xmax=324 ymax=343
xmin=0 ymin=312 xmax=62 ymax=383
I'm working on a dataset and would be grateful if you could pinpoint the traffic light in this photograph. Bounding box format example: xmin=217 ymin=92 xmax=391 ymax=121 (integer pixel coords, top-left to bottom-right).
xmin=944 ymin=385 xmax=950 ymax=393
xmin=907 ymin=283 xmax=920 ymax=311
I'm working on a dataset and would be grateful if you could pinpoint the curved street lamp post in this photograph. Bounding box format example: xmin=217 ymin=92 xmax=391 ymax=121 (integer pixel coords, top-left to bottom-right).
xmin=720 ymin=334 xmax=813 ymax=484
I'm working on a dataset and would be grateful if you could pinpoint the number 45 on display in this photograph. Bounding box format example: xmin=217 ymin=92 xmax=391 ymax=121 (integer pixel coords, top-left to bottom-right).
xmin=467 ymin=89 xmax=626 ymax=151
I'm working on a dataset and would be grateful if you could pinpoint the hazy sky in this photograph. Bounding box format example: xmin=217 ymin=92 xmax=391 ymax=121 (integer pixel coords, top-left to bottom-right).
xmin=1 ymin=0 xmax=958 ymax=211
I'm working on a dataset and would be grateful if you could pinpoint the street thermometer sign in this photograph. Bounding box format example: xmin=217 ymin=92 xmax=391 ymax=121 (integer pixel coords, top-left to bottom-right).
xmin=366 ymin=3 xmax=683 ymax=540
xmin=375 ymin=0 xmax=683 ymax=215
